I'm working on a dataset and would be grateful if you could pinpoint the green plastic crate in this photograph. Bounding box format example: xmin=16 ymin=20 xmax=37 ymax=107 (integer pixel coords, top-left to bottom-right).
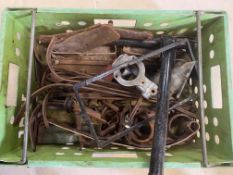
xmin=0 ymin=9 xmax=232 ymax=168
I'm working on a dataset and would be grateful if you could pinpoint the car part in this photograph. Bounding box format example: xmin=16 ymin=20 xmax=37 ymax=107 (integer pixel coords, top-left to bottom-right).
xmin=112 ymin=54 xmax=158 ymax=99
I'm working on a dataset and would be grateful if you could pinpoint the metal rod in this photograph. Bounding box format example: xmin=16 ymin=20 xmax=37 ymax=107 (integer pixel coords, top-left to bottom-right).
xmin=99 ymin=117 xmax=152 ymax=148
xmin=21 ymin=9 xmax=36 ymax=164
xmin=73 ymin=88 xmax=100 ymax=147
xmin=72 ymin=39 xmax=187 ymax=150
xmin=185 ymin=39 xmax=199 ymax=74
xmin=72 ymin=40 xmax=184 ymax=149
xmin=74 ymin=40 xmax=184 ymax=90
xmin=149 ymin=38 xmax=174 ymax=175
xmin=113 ymin=38 xmax=161 ymax=49
xmin=196 ymin=11 xmax=208 ymax=167
xmin=169 ymin=95 xmax=196 ymax=111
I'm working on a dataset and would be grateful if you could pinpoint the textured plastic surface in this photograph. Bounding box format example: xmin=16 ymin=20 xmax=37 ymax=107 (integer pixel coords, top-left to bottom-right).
xmin=0 ymin=9 xmax=232 ymax=167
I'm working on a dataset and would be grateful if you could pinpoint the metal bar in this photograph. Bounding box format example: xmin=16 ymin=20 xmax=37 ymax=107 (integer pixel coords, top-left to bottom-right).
xmin=99 ymin=116 xmax=152 ymax=148
xmin=196 ymin=11 xmax=208 ymax=167
xmin=72 ymin=40 xmax=184 ymax=149
xmin=169 ymin=95 xmax=197 ymax=111
xmin=21 ymin=9 xmax=36 ymax=164
xmin=73 ymin=88 xmax=100 ymax=147
xmin=149 ymin=37 xmax=174 ymax=175
xmin=72 ymin=39 xmax=186 ymax=149
xmin=74 ymin=40 xmax=184 ymax=90
xmin=113 ymin=38 xmax=161 ymax=49
xmin=185 ymin=39 xmax=199 ymax=74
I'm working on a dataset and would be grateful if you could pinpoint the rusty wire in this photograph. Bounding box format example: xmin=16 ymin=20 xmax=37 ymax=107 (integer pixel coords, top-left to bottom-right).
xmin=14 ymin=24 xmax=199 ymax=151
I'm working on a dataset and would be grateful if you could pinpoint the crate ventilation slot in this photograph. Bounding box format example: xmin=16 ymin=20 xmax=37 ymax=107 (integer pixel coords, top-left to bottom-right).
xmin=92 ymin=152 xmax=138 ymax=158
xmin=210 ymin=65 xmax=223 ymax=108
xmin=94 ymin=19 xmax=136 ymax=28
xmin=6 ymin=63 xmax=19 ymax=107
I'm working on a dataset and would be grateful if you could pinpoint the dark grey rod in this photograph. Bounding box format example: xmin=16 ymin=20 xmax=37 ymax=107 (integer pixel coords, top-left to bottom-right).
xmin=21 ymin=9 xmax=36 ymax=164
xmin=195 ymin=11 xmax=208 ymax=167
xmin=148 ymin=38 xmax=174 ymax=175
